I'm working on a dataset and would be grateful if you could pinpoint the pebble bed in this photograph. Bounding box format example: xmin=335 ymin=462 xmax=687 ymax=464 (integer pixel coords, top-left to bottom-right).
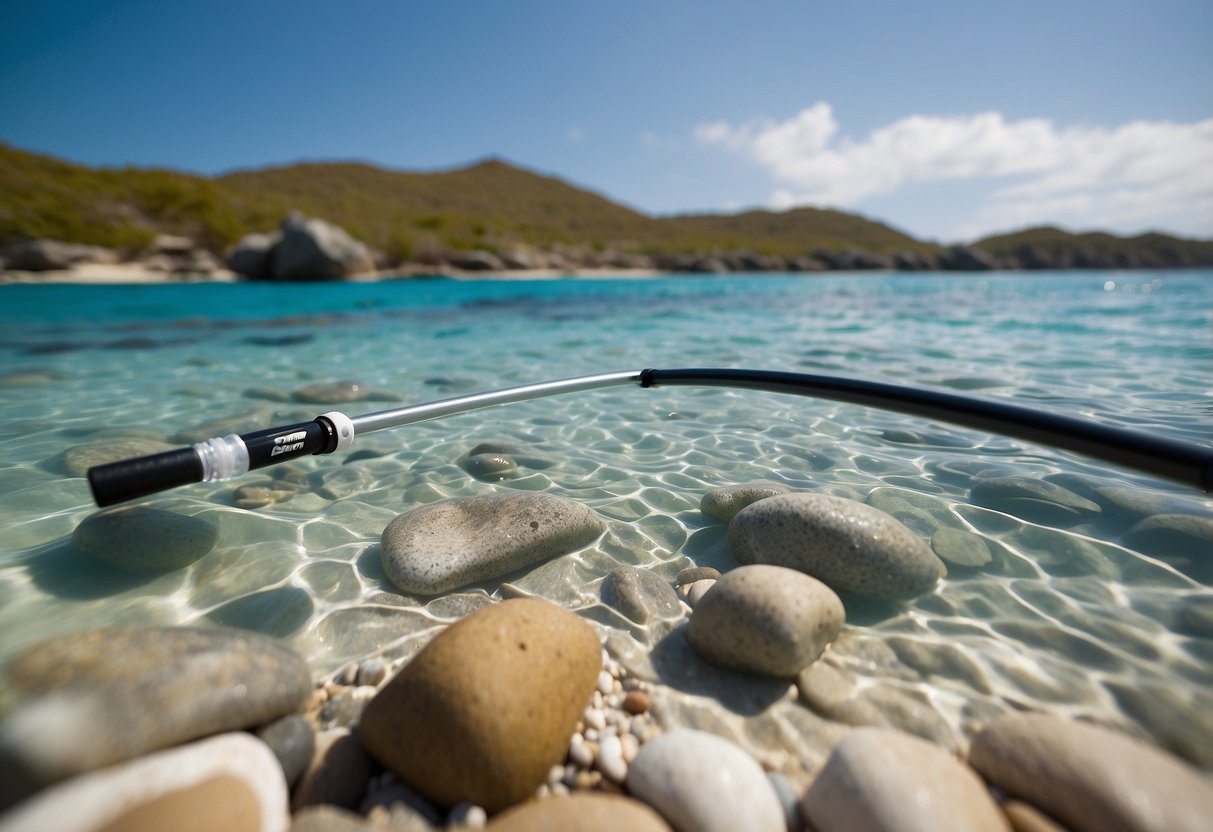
xmin=1 ymin=274 xmax=1212 ymax=830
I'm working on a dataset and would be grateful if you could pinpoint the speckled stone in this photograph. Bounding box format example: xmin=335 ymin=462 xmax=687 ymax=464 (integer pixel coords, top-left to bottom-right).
xmin=0 ymin=732 xmax=289 ymax=832
xmin=729 ymin=493 xmax=944 ymax=601
xmin=72 ymin=505 xmax=217 ymax=572
xmin=626 ymin=728 xmax=784 ymax=832
xmin=700 ymin=482 xmax=792 ymax=523
xmin=380 ymin=492 xmax=604 ymax=595
xmin=0 ymin=626 xmax=311 ymax=804
xmin=59 ymin=438 xmax=176 ymax=477
xmin=291 ymin=380 xmax=371 ymax=404
xmin=487 ymin=793 xmax=672 ymax=831
xmin=968 ymin=713 xmax=1213 ymax=832
xmin=802 ymin=727 xmax=1009 ymax=832
xmin=687 ymin=564 xmax=844 ymax=678
xmin=358 ymin=599 xmax=601 ymax=812
xmin=601 ymin=565 xmax=683 ymax=624
xmin=931 ymin=527 xmax=993 ymax=568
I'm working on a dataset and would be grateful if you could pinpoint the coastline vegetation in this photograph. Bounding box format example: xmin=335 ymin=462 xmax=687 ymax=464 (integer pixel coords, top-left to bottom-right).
xmin=2 ymin=143 xmax=1211 ymax=269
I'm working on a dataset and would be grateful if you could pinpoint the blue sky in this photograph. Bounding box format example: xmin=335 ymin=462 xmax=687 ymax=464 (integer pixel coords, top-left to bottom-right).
xmin=2 ymin=0 xmax=1210 ymax=242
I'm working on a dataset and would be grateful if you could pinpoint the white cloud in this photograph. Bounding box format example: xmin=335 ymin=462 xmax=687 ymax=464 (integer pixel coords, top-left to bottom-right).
xmin=696 ymin=103 xmax=1213 ymax=239
xmin=566 ymin=126 xmax=586 ymax=143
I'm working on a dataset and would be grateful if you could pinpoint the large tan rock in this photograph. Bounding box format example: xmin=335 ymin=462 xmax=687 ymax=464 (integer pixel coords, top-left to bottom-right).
xmin=487 ymin=793 xmax=672 ymax=831
xmin=358 ymin=598 xmax=600 ymax=812
xmin=968 ymin=713 xmax=1213 ymax=832
xmin=802 ymin=727 xmax=1009 ymax=832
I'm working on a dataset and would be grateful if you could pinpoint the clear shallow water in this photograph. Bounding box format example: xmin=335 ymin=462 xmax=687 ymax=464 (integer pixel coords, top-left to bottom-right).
xmin=1 ymin=272 xmax=1211 ymax=773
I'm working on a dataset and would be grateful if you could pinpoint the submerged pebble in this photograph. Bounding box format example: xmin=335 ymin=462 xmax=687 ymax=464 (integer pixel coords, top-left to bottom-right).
xmin=687 ymin=564 xmax=844 ymax=678
xmin=291 ymin=380 xmax=371 ymax=404
xmin=729 ymin=492 xmax=944 ymax=601
xmin=700 ymin=482 xmax=792 ymax=523
xmin=380 ymin=492 xmax=604 ymax=595
xmin=358 ymin=599 xmax=601 ymax=812
xmin=72 ymin=505 xmax=217 ymax=573
xmin=463 ymin=452 xmax=519 ymax=479
xmin=601 ymin=565 xmax=683 ymax=624
xmin=970 ymin=477 xmax=1101 ymax=525
xmin=930 ymin=527 xmax=992 ymax=568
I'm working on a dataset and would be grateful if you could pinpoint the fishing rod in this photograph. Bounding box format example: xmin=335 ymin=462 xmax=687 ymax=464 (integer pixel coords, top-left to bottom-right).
xmin=86 ymin=368 xmax=1213 ymax=507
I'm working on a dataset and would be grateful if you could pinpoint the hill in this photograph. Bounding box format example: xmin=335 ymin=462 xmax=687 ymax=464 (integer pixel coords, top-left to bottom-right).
xmin=1 ymin=143 xmax=1210 ymax=272
xmin=974 ymin=226 xmax=1213 ymax=269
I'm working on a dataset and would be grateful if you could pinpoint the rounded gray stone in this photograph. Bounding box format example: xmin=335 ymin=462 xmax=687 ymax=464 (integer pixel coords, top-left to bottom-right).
xmin=1125 ymin=513 xmax=1213 ymax=558
xmin=380 ymin=492 xmax=604 ymax=595
xmin=72 ymin=505 xmax=218 ymax=573
xmin=463 ymin=452 xmax=519 ymax=479
xmin=701 ymin=482 xmax=792 ymax=523
xmin=1 ymin=626 xmax=312 ymax=797
xmin=729 ymin=493 xmax=944 ymax=601
xmin=291 ymin=380 xmax=370 ymax=404
xmin=687 ymin=564 xmax=844 ymax=678
xmin=970 ymin=477 xmax=1101 ymax=523
xmin=256 ymin=714 xmax=315 ymax=787
xmin=931 ymin=527 xmax=992 ymax=568
xmin=601 ymin=565 xmax=683 ymax=624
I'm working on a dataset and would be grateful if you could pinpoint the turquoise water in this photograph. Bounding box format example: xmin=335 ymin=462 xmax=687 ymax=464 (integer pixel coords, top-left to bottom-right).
xmin=1 ymin=272 xmax=1211 ymax=768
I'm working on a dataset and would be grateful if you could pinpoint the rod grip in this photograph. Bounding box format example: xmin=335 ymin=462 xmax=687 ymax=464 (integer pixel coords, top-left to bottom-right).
xmin=87 ymin=447 xmax=203 ymax=507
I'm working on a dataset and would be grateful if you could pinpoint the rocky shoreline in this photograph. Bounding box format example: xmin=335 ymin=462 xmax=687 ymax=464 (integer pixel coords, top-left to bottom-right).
xmin=2 ymin=478 xmax=1211 ymax=831
xmin=3 ymin=213 xmax=1206 ymax=285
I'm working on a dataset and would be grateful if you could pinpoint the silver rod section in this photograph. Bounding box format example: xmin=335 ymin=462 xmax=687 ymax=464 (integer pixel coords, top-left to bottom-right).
xmin=349 ymin=370 xmax=646 ymax=435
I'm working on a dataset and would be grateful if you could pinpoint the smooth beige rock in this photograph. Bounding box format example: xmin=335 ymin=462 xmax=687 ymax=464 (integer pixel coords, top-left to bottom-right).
xmin=968 ymin=712 xmax=1213 ymax=832
xmin=358 ymin=598 xmax=600 ymax=812
xmin=487 ymin=793 xmax=672 ymax=831
xmin=803 ymin=728 xmax=1009 ymax=832
xmin=729 ymin=493 xmax=944 ymax=601
xmin=1 ymin=732 xmax=288 ymax=832
xmin=687 ymin=564 xmax=844 ymax=677
xmin=626 ymin=728 xmax=784 ymax=832
xmin=380 ymin=492 xmax=604 ymax=595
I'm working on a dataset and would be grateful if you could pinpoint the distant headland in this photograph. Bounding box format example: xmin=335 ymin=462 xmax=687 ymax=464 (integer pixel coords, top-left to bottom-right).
xmin=2 ymin=143 xmax=1211 ymax=282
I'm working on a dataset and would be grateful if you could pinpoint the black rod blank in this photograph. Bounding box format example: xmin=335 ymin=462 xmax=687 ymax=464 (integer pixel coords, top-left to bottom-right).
xmin=640 ymin=368 xmax=1213 ymax=492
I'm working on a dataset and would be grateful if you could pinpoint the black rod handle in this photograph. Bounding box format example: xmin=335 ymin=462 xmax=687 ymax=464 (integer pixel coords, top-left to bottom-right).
xmin=87 ymin=447 xmax=204 ymax=507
